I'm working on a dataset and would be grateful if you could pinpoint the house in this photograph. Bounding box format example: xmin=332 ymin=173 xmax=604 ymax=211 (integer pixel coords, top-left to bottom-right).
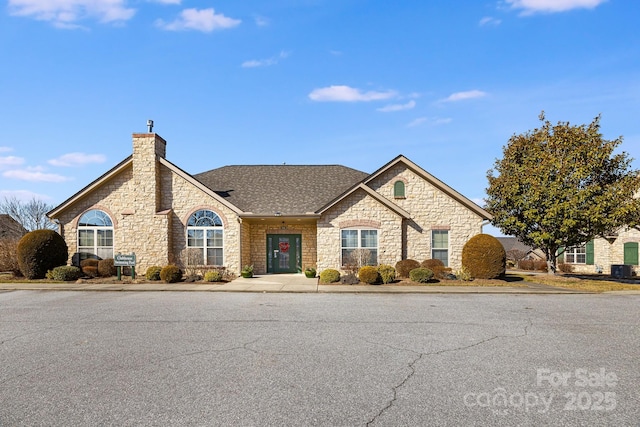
xmin=0 ymin=214 xmax=27 ymax=240
xmin=47 ymin=131 xmax=492 ymax=275
xmin=496 ymin=237 xmax=545 ymax=264
xmin=561 ymin=227 xmax=640 ymax=276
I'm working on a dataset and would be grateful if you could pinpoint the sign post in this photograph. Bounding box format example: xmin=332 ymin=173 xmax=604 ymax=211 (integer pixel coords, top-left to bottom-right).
xmin=114 ymin=253 xmax=136 ymax=280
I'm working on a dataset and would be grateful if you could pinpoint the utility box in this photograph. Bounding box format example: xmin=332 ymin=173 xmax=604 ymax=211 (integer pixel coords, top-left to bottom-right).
xmin=611 ymin=264 xmax=632 ymax=279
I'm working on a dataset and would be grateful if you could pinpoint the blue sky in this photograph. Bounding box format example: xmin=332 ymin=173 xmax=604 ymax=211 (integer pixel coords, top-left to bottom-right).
xmin=1 ymin=0 xmax=639 ymax=235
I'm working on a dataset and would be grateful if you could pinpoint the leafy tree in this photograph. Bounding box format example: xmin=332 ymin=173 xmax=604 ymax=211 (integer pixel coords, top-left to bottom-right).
xmin=486 ymin=112 xmax=640 ymax=273
xmin=0 ymin=196 xmax=56 ymax=231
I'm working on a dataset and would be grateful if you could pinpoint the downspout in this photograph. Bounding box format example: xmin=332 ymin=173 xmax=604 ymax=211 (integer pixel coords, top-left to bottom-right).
xmin=237 ymin=217 xmax=243 ymax=275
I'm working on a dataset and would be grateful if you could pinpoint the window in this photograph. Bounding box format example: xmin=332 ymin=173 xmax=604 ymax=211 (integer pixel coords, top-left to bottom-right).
xmin=393 ymin=181 xmax=405 ymax=198
xmin=78 ymin=209 xmax=114 ymax=260
xmin=565 ymin=245 xmax=586 ymax=264
xmin=186 ymin=209 xmax=224 ymax=265
xmin=431 ymin=230 xmax=449 ymax=267
xmin=341 ymin=229 xmax=378 ymax=266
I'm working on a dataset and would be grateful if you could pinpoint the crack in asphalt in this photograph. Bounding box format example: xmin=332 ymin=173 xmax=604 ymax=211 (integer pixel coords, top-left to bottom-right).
xmin=154 ymin=338 xmax=261 ymax=365
xmin=365 ymin=319 xmax=532 ymax=426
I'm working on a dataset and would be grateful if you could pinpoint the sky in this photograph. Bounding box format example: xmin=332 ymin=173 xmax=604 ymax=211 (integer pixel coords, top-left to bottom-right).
xmin=1 ymin=0 xmax=639 ymax=236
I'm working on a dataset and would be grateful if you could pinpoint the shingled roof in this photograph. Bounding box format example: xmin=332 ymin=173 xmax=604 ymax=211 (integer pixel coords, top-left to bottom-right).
xmin=194 ymin=165 xmax=369 ymax=215
xmin=0 ymin=214 xmax=27 ymax=240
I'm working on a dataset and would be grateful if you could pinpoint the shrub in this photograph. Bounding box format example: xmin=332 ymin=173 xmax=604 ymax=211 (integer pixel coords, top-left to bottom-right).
xmin=80 ymin=258 xmax=99 ymax=268
xmin=340 ymin=273 xmax=359 ymax=285
xmin=319 ymin=269 xmax=340 ymax=283
xmin=518 ymin=259 xmax=534 ymax=270
xmin=395 ymin=259 xmax=420 ymax=278
xmin=557 ymin=263 xmax=573 ymax=273
xmin=534 ymin=260 xmax=548 ymax=272
xmin=48 ymin=265 xmax=82 ymax=281
xmin=455 ymin=266 xmax=473 ymax=281
xmin=421 ymin=259 xmax=447 ymax=279
xmin=241 ymin=265 xmax=253 ymax=278
xmin=17 ymin=229 xmax=68 ymax=279
xmin=461 ymin=234 xmax=506 ymax=279
xmin=204 ymin=270 xmax=223 ymax=282
xmin=358 ymin=266 xmax=380 ymax=284
xmin=304 ymin=267 xmax=316 ymax=278
xmin=0 ymin=238 xmax=21 ymax=276
xmin=83 ymin=266 xmax=98 ymax=278
xmin=409 ymin=267 xmax=434 ymax=283
xmin=160 ymin=265 xmax=183 ymax=283
xmin=378 ymin=264 xmax=396 ymax=284
xmin=146 ymin=266 xmax=162 ymax=280
xmin=98 ymin=258 xmax=116 ymax=277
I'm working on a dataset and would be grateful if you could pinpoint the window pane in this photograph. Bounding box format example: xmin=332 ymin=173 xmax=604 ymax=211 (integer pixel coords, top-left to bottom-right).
xmin=432 ymin=230 xmax=448 ymax=248
xmin=188 ymin=230 xmax=204 ymax=247
xmin=341 ymin=230 xmax=358 ymax=248
xmin=433 ymin=249 xmax=448 ymax=267
xmin=341 ymin=249 xmax=354 ymax=266
xmin=78 ymin=230 xmax=94 ymax=247
xmin=207 ymin=248 xmax=223 ymax=266
xmin=97 ymin=247 xmax=114 ymax=260
xmin=79 ymin=210 xmax=112 ymax=227
xmin=367 ymin=249 xmax=378 ymax=266
xmin=97 ymin=229 xmax=113 ymax=246
xmin=361 ymin=230 xmax=377 ymax=248
xmin=207 ymin=230 xmax=223 ymax=247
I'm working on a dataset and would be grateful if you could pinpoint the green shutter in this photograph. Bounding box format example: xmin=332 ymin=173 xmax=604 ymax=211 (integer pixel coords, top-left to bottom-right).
xmin=623 ymin=242 xmax=639 ymax=265
xmin=557 ymin=247 xmax=564 ymax=263
xmin=585 ymin=240 xmax=594 ymax=265
xmin=394 ymin=181 xmax=405 ymax=198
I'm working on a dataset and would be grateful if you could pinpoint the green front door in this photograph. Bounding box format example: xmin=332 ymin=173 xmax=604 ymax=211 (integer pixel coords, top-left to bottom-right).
xmin=267 ymin=234 xmax=301 ymax=273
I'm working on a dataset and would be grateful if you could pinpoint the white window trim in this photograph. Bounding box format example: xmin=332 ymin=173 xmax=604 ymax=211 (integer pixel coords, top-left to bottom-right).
xmin=431 ymin=229 xmax=449 ymax=267
xmin=186 ymin=210 xmax=224 ymax=266
xmin=77 ymin=210 xmax=114 ymax=260
xmin=340 ymin=228 xmax=379 ymax=267
xmin=565 ymin=245 xmax=586 ymax=264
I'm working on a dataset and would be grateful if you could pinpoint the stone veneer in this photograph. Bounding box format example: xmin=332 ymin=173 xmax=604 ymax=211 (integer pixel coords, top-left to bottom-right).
xmin=570 ymin=227 xmax=640 ymax=275
xmin=316 ymin=163 xmax=486 ymax=272
xmin=247 ymin=222 xmax=317 ymax=274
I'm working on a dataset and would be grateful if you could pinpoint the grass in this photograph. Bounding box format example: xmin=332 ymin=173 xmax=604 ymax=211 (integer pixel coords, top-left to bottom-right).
xmin=511 ymin=272 xmax=640 ymax=293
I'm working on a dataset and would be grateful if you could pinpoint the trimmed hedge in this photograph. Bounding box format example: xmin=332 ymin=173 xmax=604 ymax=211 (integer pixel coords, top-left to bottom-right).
xmin=48 ymin=265 xmax=82 ymax=281
xmin=98 ymin=258 xmax=116 ymax=277
xmin=17 ymin=230 xmax=68 ymax=279
xmin=421 ymin=259 xmax=447 ymax=279
xmin=160 ymin=265 xmax=183 ymax=283
xmin=204 ymin=270 xmax=223 ymax=282
xmin=409 ymin=267 xmax=434 ymax=283
xmin=395 ymin=259 xmax=420 ymax=278
xmin=378 ymin=264 xmax=396 ymax=284
xmin=462 ymin=233 xmax=506 ymax=279
xmin=319 ymin=269 xmax=340 ymax=283
xmin=358 ymin=266 xmax=380 ymax=284
xmin=146 ymin=266 xmax=162 ymax=281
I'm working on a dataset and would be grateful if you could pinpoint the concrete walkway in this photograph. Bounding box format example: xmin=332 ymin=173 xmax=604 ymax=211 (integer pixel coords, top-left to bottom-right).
xmin=1 ymin=273 xmax=632 ymax=294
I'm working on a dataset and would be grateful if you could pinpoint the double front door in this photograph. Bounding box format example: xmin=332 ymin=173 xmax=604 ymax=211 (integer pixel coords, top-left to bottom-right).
xmin=267 ymin=234 xmax=301 ymax=273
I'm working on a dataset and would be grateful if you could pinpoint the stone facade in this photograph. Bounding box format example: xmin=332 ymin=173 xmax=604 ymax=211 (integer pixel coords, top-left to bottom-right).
xmin=569 ymin=227 xmax=640 ymax=275
xmin=49 ymin=134 xmax=490 ymax=277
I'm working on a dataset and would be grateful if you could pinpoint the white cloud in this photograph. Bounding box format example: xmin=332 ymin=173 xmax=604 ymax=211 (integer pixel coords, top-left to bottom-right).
xmin=0 ymin=156 xmax=25 ymax=167
xmin=308 ymin=85 xmax=397 ymax=102
xmin=48 ymin=152 xmax=106 ymax=167
xmin=3 ymin=169 xmax=71 ymax=183
xmin=0 ymin=189 xmax=52 ymax=201
xmin=0 ymin=147 xmax=13 ymax=153
xmin=377 ymin=100 xmax=416 ymax=112
xmin=407 ymin=117 xmax=452 ymax=127
xmin=150 ymin=0 xmax=181 ymax=4
xmin=156 ymin=8 xmax=241 ymax=32
xmin=242 ymin=51 xmax=290 ymax=68
xmin=506 ymin=0 xmax=606 ymax=14
xmin=440 ymin=90 xmax=487 ymax=102
xmin=8 ymin=0 xmax=135 ymax=28
xmin=479 ymin=16 xmax=502 ymax=26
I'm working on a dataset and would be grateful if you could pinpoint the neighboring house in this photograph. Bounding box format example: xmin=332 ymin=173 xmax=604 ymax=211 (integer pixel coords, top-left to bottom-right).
xmin=47 ymin=132 xmax=492 ymax=275
xmin=561 ymin=227 xmax=640 ymax=275
xmin=0 ymin=214 xmax=27 ymax=240
xmin=496 ymin=237 xmax=545 ymax=263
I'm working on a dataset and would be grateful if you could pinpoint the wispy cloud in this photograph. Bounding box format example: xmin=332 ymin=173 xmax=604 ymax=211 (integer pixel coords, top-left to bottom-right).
xmin=156 ymin=8 xmax=241 ymax=32
xmin=8 ymin=0 xmax=135 ymax=28
xmin=150 ymin=0 xmax=181 ymax=4
xmin=242 ymin=51 xmax=290 ymax=68
xmin=377 ymin=100 xmax=416 ymax=112
xmin=254 ymin=15 xmax=270 ymax=26
xmin=0 ymin=147 xmax=13 ymax=153
xmin=479 ymin=16 xmax=502 ymax=26
xmin=308 ymin=85 xmax=397 ymax=102
xmin=3 ymin=168 xmax=71 ymax=183
xmin=0 ymin=156 xmax=25 ymax=167
xmin=506 ymin=0 xmax=606 ymax=15
xmin=440 ymin=90 xmax=487 ymax=103
xmin=407 ymin=117 xmax=452 ymax=127
xmin=48 ymin=152 xmax=106 ymax=167
xmin=0 ymin=189 xmax=52 ymax=201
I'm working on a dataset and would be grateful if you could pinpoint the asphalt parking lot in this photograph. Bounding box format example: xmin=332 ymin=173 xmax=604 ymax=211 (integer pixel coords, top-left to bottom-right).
xmin=1 ymin=291 xmax=638 ymax=426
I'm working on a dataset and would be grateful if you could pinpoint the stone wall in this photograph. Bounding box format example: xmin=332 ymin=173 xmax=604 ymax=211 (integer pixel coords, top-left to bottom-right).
xmin=248 ymin=222 xmax=317 ymax=274
xmin=571 ymin=227 xmax=640 ymax=275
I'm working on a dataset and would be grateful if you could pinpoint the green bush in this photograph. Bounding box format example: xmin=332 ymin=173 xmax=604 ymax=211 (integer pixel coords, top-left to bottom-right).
xmin=98 ymin=258 xmax=116 ymax=277
xmin=17 ymin=229 xmax=68 ymax=279
xmin=304 ymin=267 xmax=316 ymax=278
xmin=409 ymin=267 xmax=434 ymax=283
xmin=48 ymin=265 xmax=82 ymax=281
xmin=455 ymin=266 xmax=472 ymax=281
xmin=395 ymin=259 xmax=420 ymax=278
xmin=461 ymin=233 xmax=506 ymax=279
xmin=378 ymin=264 xmax=396 ymax=284
xmin=204 ymin=270 xmax=223 ymax=282
xmin=146 ymin=266 xmax=162 ymax=281
xmin=160 ymin=265 xmax=183 ymax=283
xmin=358 ymin=266 xmax=380 ymax=284
xmin=421 ymin=259 xmax=448 ymax=279
xmin=319 ymin=269 xmax=340 ymax=283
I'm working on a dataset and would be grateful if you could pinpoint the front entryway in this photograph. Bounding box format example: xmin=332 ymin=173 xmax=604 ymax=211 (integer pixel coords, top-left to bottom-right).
xmin=267 ymin=234 xmax=302 ymax=273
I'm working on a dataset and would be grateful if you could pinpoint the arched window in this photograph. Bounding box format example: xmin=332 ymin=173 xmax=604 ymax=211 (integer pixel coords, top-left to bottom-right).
xmin=78 ymin=209 xmax=114 ymax=260
xmin=394 ymin=180 xmax=405 ymax=198
xmin=186 ymin=209 xmax=224 ymax=265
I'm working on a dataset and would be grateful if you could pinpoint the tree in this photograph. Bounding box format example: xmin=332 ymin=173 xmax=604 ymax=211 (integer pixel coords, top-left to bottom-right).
xmin=485 ymin=112 xmax=640 ymax=274
xmin=0 ymin=196 xmax=56 ymax=231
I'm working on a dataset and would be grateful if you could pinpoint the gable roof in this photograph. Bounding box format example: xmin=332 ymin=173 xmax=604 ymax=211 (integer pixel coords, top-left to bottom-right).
xmin=496 ymin=237 xmax=535 ymax=254
xmin=194 ymin=165 xmax=369 ymax=215
xmin=362 ymin=155 xmax=492 ymax=220
xmin=0 ymin=214 xmax=27 ymax=239
xmin=316 ymin=183 xmax=411 ymax=218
